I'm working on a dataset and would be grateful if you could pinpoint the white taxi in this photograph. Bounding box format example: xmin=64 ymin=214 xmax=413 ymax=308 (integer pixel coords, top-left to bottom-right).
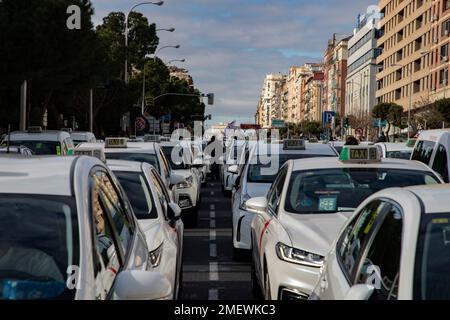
xmin=4 ymin=127 xmax=74 ymax=155
xmin=411 ymin=129 xmax=450 ymax=183
xmin=160 ymin=141 xmax=203 ymax=223
xmin=231 ymin=140 xmax=338 ymax=260
xmin=0 ymin=156 xmax=172 ymax=300
xmin=70 ymin=131 xmax=96 ymax=146
xmin=311 ymin=184 xmax=450 ymax=300
xmin=247 ymin=145 xmax=444 ymax=300
xmin=78 ymin=138 xmax=183 ymax=191
xmin=221 ymin=139 xmax=248 ymax=197
xmin=375 ymin=142 xmax=413 ymax=160
xmin=107 ymin=160 xmax=184 ymax=299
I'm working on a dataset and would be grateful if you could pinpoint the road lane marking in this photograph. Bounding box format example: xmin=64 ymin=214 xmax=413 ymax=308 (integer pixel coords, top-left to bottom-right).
xmin=209 ymin=262 xmax=219 ymax=281
xmin=210 ymin=243 xmax=217 ymax=258
xmin=210 ymin=191 xmax=214 ymax=196
xmin=210 ymin=230 xmax=216 ymax=241
xmin=208 ymin=289 xmax=219 ymax=300
xmin=210 ymin=204 xmax=215 ymax=210
xmin=210 ymin=211 xmax=216 ymax=219
xmin=210 ymin=219 xmax=216 ymax=228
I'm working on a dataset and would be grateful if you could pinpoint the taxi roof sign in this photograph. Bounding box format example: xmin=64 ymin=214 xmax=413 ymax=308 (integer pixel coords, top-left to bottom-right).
xmin=283 ymin=139 xmax=306 ymax=150
xmin=105 ymin=137 xmax=128 ymax=149
xmin=339 ymin=145 xmax=381 ymax=163
xmin=74 ymin=146 xmax=106 ymax=163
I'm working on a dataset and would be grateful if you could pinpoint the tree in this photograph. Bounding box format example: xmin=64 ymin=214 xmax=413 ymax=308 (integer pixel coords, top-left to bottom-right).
xmin=372 ymin=102 xmax=404 ymax=141
xmin=434 ymin=98 xmax=450 ymax=125
xmin=302 ymin=121 xmax=322 ymax=137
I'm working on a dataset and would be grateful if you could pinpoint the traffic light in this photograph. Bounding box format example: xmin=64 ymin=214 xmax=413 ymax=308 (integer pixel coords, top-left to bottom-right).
xmin=344 ymin=117 xmax=350 ymax=129
xmin=207 ymin=93 xmax=214 ymax=105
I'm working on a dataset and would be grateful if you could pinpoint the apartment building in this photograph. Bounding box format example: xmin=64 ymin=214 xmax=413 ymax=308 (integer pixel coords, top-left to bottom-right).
xmin=346 ymin=11 xmax=382 ymax=118
xmin=429 ymin=0 xmax=450 ymax=101
xmin=302 ymin=71 xmax=325 ymax=122
xmin=376 ymin=0 xmax=433 ymax=111
xmin=286 ymin=66 xmax=303 ymax=123
xmin=256 ymin=74 xmax=285 ymax=128
xmin=323 ymin=34 xmax=352 ymax=116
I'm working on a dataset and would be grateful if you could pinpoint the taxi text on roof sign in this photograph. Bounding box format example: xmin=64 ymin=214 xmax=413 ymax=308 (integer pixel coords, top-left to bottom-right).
xmin=283 ymin=139 xmax=306 ymax=150
xmin=28 ymin=126 xmax=43 ymax=133
xmin=105 ymin=137 xmax=128 ymax=149
xmin=74 ymin=147 xmax=106 ymax=162
xmin=339 ymin=145 xmax=381 ymax=163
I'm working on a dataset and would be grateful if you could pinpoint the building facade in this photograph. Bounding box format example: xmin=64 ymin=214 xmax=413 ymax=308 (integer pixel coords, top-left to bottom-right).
xmin=376 ymin=0 xmax=433 ymax=111
xmin=323 ymin=34 xmax=352 ymax=116
xmin=302 ymin=71 xmax=325 ymax=122
xmin=429 ymin=0 xmax=450 ymax=101
xmin=256 ymin=74 xmax=285 ymax=128
xmin=346 ymin=11 xmax=382 ymax=119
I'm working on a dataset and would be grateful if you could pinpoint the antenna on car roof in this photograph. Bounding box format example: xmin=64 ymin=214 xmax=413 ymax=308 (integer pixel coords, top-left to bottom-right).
xmin=6 ymin=124 xmax=11 ymax=154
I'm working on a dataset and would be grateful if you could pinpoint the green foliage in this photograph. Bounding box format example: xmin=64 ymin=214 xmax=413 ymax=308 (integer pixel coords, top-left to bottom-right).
xmin=303 ymin=121 xmax=322 ymax=136
xmin=435 ymin=98 xmax=450 ymax=123
xmin=0 ymin=3 xmax=203 ymax=136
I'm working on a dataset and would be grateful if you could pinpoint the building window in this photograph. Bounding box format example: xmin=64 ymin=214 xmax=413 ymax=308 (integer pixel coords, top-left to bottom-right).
xmin=445 ymin=0 xmax=450 ymax=12
xmin=442 ymin=19 xmax=450 ymax=36
xmin=440 ymin=68 xmax=449 ymax=85
xmin=441 ymin=44 xmax=449 ymax=60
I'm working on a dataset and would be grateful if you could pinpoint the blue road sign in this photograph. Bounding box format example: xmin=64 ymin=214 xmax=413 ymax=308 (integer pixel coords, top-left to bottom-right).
xmin=322 ymin=111 xmax=335 ymax=128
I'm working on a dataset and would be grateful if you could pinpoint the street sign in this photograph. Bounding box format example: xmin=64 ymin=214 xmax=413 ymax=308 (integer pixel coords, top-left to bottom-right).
xmin=272 ymin=119 xmax=285 ymax=128
xmin=373 ymin=118 xmax=388 ymax=128
xmin=322 ymin=111 xmax=335 ymax=129
xmin=401 ymin=117 xmax=408 ymax=126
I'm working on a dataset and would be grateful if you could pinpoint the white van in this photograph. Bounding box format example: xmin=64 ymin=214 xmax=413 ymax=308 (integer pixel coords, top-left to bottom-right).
xmin=411 ymin=129 xmax=450 ymax=183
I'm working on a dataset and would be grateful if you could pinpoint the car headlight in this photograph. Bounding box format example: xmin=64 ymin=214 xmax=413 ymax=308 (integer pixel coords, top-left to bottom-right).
xmin=239 ymin=193 xmax=251 ymax=210
xmin=149 ymin=243 xmax=163 ymax=268
xmin=176 ymin=176 xmax=193 ymax=189
xmin=275 ymin=242 xmax=324 ymax=268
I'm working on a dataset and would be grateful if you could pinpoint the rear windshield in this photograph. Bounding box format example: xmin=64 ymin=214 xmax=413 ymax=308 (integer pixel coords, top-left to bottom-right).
xmin=285 ymin=168 xmax=440 ymax=214
xmin=386 ymin=150 xmax=412 ymax=160
xmin=9 ymin=140 xmax=60 ymax=155
xmin=414 ymin=214 xmax=450 ymax=300
xmin=247 ymin=154 xmax=336 ymax=184
xmin=0 ymin=195 xmax=79 ymax=300
xmin=113 ymin=171 xmax=157 ymax=219
xmin=106 ymin=153 xmax=159 ymax=172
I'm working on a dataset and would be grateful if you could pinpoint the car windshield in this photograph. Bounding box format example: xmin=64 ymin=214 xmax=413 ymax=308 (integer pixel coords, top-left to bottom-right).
xmin=113 ymin=171 xmax=157 ymax=219
xmin=285 ymin=168 xmax=440 ymax=214
xmin=105 ymin=153 xmax=159 ymax=172
xmin=0 ymin=195 xmax=78 ymax=300
xmin=414 ymin=213 xmax=450 ymax=300
xmin=9 ymin=140 xmax=60 ymax=155
xmin=161 ymin=146 xmax=188 ymax=170
xmin=247 ymin=154 xmax=336 ymax=184
xmin=386 ymin=150 xmax=412 ymax=160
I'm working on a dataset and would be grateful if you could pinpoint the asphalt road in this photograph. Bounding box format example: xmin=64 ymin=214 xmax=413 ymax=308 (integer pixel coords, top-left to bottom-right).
xmin=180 ymin=180 xmax=256 ymax=300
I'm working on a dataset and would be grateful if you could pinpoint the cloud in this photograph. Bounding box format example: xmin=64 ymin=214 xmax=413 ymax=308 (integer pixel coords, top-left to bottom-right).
xmin=92 ymin=0 xmax=374 ymax=120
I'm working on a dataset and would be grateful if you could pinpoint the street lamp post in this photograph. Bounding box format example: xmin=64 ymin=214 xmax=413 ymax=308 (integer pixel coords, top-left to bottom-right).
xmin=141 ymin=45 xmax=180 ymax=115
xmin=156 ymin=27 xmax=175 ymax=32
xmin=125 ymin=1 xmax=164 ymax=84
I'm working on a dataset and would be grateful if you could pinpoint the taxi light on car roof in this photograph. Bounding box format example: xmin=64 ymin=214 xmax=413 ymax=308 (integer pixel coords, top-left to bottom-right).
xmin=74 ymin=147 xmax=106 ymax=163
xmin=144 ymin=134 xmax=161 ymax=142
xmin=339 ymin=145 xmax=381 ymax=163
xmin=283 ymin=139 xmax=306 ymax=150
xmin=105 ymin=137 xmax=128 ymax=149
xmin=28 ymin=126 xmax=43 ymax=133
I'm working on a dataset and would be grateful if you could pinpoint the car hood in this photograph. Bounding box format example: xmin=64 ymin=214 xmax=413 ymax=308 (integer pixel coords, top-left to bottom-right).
xmin=281 ymin=211 xmax=354 ymax=256
xmin=246 ymin=182 xmax=271 ymax=198
xmin=138 ymin=219 xmax=164 ymax=252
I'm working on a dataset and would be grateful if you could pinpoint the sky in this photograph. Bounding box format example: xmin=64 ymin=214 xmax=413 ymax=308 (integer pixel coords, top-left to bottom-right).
xmin=92 ymin=0 xmax=374 ymax=125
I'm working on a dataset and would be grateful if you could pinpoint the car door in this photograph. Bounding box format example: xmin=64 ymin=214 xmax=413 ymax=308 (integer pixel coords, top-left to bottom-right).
xmin=90 ymin=168 xmax=149 ymax=290
xmin=319 ymin=200 xmax=389 ymax=299
xmin=353 ymin=202 xmax=403 ymax=300
xmin=150 ymin=168 xmax=183 ymax=280
xmin=252 ymin=166 xmax=287 ymax=285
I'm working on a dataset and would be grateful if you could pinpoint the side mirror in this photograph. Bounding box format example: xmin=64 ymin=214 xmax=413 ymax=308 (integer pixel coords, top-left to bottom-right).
xmin=114 ymin=270 xmax=172 ymax=300
xmin=170 ymin=173 xmax=185 ymax=187
xmin=227 ymin=164 xmax=239 ymax=174
xmin=167 ymin=202 xmax=182 ymax=220
xmin=344 ymin=284 xmax=374 ymax=300
xmin=245 ymin=197 xmax=268 ymax=214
